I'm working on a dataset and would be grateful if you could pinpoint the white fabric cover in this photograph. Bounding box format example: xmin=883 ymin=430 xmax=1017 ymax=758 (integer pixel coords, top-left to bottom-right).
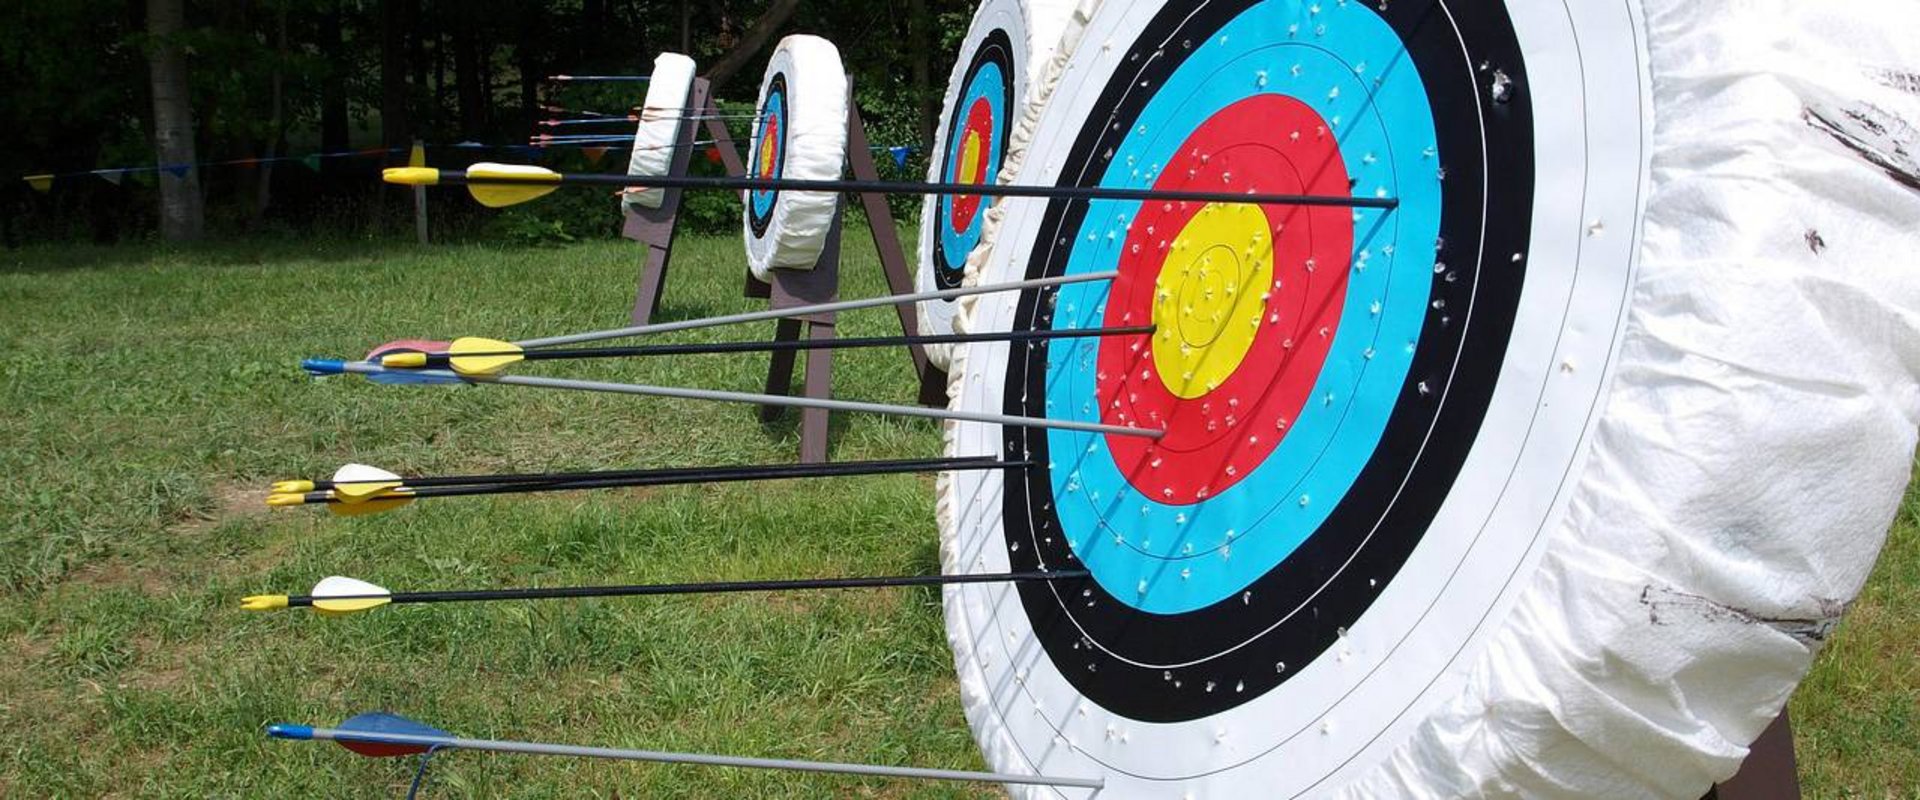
xmin=623 ymin=52 xmax=697 ymax=211
xmin=936 ymin=0 xmax=1920 ymax=797
xmin=1341 ymin=3 xmax=1920 ymax=797
xmin=742 ymin=35 xmax=849 ymax=280
xmin=914 ymin=0 xmax=1080 ymax=371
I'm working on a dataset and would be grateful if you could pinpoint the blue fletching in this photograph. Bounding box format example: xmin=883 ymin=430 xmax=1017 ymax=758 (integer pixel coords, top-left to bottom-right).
xmin=301 ymin=358 xmax=347 ymax=376
xmin=341 ymin=712 xmax=451 ymax=739
xmin=265 ymin=723 xmax=314 ymax=740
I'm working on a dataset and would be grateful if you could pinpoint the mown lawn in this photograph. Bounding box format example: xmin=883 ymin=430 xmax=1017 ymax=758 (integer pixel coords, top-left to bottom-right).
xmin=0 ymin=234 xmax=1913 ymax=797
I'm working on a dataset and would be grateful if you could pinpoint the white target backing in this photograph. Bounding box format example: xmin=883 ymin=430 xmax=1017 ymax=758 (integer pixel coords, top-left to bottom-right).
xmin=623 ymin=52 xmax=697 ymax=211
xmin=938 ymin=0 xmax=1918 ymax=796
xmin=742 ymin=35 xmax=849 ymax=280
xmin=914 ymin=0 xmax=1079 ymax=370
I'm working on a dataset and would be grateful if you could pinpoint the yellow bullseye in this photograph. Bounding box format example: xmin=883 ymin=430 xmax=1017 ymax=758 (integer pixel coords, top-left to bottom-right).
xmin=1150 ymin=202 xmax=1274 ymax=399
xmin=958 ymin=129 xmax=984 ymax=184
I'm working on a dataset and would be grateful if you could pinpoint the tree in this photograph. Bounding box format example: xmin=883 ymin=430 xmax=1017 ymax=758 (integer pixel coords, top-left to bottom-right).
xmin=146 ymin=0 xmax=203 ymax=241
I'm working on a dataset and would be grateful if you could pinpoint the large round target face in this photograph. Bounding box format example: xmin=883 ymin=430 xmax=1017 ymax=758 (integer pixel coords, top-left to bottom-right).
xmin=932 ymin=29 xmax=1016 ymax=291
xmin=746 ymin=72 xmax=789 ymax=238
xmin=942 ymin=0 xmax=1652 ymax=794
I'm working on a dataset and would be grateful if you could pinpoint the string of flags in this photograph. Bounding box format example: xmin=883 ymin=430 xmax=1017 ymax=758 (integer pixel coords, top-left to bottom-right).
xmin=15 ymin=142 xmax=921 ymax=194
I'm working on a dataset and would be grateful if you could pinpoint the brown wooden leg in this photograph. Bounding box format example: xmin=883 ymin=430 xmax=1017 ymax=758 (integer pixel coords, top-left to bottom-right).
xmin=761 ymin=317 xmax=804 ymax=423
xmin=1707 ymin=711 xmax=1800 ymax=800
xmin=798 ymin=320 xmax=835 ymax=463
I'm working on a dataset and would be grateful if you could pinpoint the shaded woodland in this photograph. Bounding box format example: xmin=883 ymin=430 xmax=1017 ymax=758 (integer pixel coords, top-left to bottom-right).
xmin=2 ymin=0 xmax=972 ymax=245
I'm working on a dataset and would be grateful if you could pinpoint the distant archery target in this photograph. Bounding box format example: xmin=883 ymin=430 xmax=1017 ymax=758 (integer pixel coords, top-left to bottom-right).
xmin=623 ymin=52 xmax=696 ymax=211
xmin=941 ymin=0 xmax=1653 ymax=794
xmin=742 ymin=35 xmax=848 ymax=280
xmin=915 ymin=0 xmax=1078 ymax=370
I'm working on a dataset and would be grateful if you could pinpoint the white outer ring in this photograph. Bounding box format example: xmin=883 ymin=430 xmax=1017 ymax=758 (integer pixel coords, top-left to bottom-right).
xmin=742 ymin=35 xmax=849 ymax=280
xmin=623 ymin=53 xmax=697 ymax=211
xmin=915 ymin=0 xmax=1081 ymax=371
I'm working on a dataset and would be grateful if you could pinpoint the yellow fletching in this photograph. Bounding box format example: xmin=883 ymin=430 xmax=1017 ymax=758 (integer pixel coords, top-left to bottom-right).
xmin=380 ymin=351 xmax=430 ymax=368
xmin=240 ymin=594 xmax=291 ymax=611
xmin=271 ymin=480 xmax=315 ymax=494
xmin=447 ymin=337 xmax=525 ymax=376
xmin=266 ymin=493 xmax=308 ymax=508
xmin=465 ymin=162 xmax=563 ymax=208
xmin=327 ymin=495 xmax=413 ymax=517
xmin=313 ymin=595 xmax=392 ymax=615
xmin=469 ymin=182 xmax=560 ymax=208
xmin=382 ymin=167 xmax=442 ymax=186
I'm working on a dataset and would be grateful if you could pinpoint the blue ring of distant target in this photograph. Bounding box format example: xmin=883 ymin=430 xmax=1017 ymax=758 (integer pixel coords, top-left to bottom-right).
xmin=932 ymin=30 xmax=1016 ymax=290
xmin=747 ymin=73 xmax=789 ymax=237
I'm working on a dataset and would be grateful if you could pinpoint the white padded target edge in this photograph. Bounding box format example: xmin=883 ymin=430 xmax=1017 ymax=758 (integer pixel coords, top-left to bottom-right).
xmin=742 ymin=35 xmax=849 ymax=280
xmin=937 ymin=0 xmax=1919 ymax=797
xmin=623 ymin=52 xmax=697 ymax=210
xmin=914 ymin=0 xmax=1083 ymax=370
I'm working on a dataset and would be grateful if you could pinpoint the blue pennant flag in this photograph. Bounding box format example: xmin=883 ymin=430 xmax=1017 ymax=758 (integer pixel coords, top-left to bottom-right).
xmin=890 ymin=146 xmax=910 ymax=169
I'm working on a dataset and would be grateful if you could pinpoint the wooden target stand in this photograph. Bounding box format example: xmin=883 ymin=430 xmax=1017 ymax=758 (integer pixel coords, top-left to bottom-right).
xmin=624 ymin=79 xmax=946 ymax=463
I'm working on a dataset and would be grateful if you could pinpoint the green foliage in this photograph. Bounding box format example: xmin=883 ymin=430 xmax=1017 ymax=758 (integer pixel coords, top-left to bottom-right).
xmin=5 ymin=0 xmax=979 ymax=245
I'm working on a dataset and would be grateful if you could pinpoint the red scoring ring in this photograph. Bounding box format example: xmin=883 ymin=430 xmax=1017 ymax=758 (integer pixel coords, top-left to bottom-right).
xmin=949 ymin=97 xmax=997 ymax=232
xmin=1095 ymin=94 xmax=1354 ymax=503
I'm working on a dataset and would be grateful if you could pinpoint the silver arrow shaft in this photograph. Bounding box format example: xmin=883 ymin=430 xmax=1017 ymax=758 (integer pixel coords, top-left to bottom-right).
xmin=307 ymin=727 xmax=1103 ymax=789
xmin=330 ymin=361 xmax=1163 ymax=440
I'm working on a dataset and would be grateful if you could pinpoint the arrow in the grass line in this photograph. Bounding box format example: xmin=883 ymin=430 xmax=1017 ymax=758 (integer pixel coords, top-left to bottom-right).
xmin=267 ymin=711 xmax=1105 ymax=790
xmin=546 ymin=74 xmax=652 ymax=82
xmin=383 ymin=163 xmax=1403 ymax=210
xmin=377 ymin=326 xmax=1154 ymax=377
xmin=265 ymin=456 xmax=1025 ymax=515
xmin=242 ymin=568 xmax=1088 ymax=614
xmin=301 ymin=359 xmax=1166 ymax=440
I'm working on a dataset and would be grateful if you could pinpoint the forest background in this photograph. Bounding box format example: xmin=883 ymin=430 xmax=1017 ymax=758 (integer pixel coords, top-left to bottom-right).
xmin=3 ymin=0 xmax=967 ymax=246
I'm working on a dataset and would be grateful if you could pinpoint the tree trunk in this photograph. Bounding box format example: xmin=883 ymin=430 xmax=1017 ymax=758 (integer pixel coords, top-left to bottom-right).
xmin=380 ymin=0 xmax=413 ymax=158
xmin=146 ymin=0 xmax=203 ymax=241
xmin=454 ymin=17 xmax=485 ymax=136
xmin=253 ymin=3 xmax=288 ymax=225
xmin=319 ymin=5 xmax=349 ymax=176
xmin=702 ymin=0 xmax=802 ymax=92
xmin=909 ymin=0 xmax=933 ymax=143
xmin=517 ymin=9 xmax=542 ymax=131
xmin=679 ymin=0 xmax=691 ymax=54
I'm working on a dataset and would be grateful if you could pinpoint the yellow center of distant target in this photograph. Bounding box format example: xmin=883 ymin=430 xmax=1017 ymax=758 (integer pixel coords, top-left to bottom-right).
xmin=1150 ymin=202 xmax=1274 ymax=399
xmin=958 ymin=130 xmax=984 ymax=185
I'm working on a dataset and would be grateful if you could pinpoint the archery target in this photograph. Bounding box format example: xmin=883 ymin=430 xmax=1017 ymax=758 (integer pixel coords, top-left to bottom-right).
xmin=623 ymin=52 xmax=697 ymax=211
xmin=940 ymin=0 xmax=1656 ymax=794
xmin=743 ymin=35 xmax=849 ymax=280
xmin=914 ymin=0 xmax=1079 ymax=370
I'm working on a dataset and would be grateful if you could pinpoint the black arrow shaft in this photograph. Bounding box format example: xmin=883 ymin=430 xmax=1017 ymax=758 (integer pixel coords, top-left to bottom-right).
xmin=290 ymin=570 xmax=1088 ymax=607
xmin=446 ymin=170 xmax=1399 ymax=209
xmin=311 ymin=456 xmax=1022 ymax=495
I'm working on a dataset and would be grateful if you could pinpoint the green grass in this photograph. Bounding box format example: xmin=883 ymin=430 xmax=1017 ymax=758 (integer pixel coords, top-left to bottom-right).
xmin=0 ymin=235 xmax=1913 ymax=797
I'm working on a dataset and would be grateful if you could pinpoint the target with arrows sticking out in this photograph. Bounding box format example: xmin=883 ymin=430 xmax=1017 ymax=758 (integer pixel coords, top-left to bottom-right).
xmin=915 ymin=0 xmax=1078 ymax=370
xmin=622 ymin=52 xmax=697 ymax=211
xmin=943 ymin=0 xmax=1651 ymax=793
xmin=743 ymin=35 xmax=849 ymax=280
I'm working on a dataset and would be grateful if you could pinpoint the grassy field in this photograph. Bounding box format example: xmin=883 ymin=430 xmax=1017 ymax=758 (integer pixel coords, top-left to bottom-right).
xmin=0 ymin=234 xmax=1913 ymax=797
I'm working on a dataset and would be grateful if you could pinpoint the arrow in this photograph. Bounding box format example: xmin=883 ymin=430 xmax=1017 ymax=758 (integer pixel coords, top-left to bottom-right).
xmin=242 ymin=568 xmax=1086 ymax=614
xmin=546 ymin=74 xmax=652 ymax=82
xmin=378 ymin=326 xmax=1153 ymax=376
xmin=302 ymin=359 xmax=1164 ymax=439
xmin=267 ymin=711 xmax=1104 ymax=791
xmin=384 ymin=163 xmax=1402 ymax=210
xmin=266 ymin=456 xmax=1022 ymax=514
